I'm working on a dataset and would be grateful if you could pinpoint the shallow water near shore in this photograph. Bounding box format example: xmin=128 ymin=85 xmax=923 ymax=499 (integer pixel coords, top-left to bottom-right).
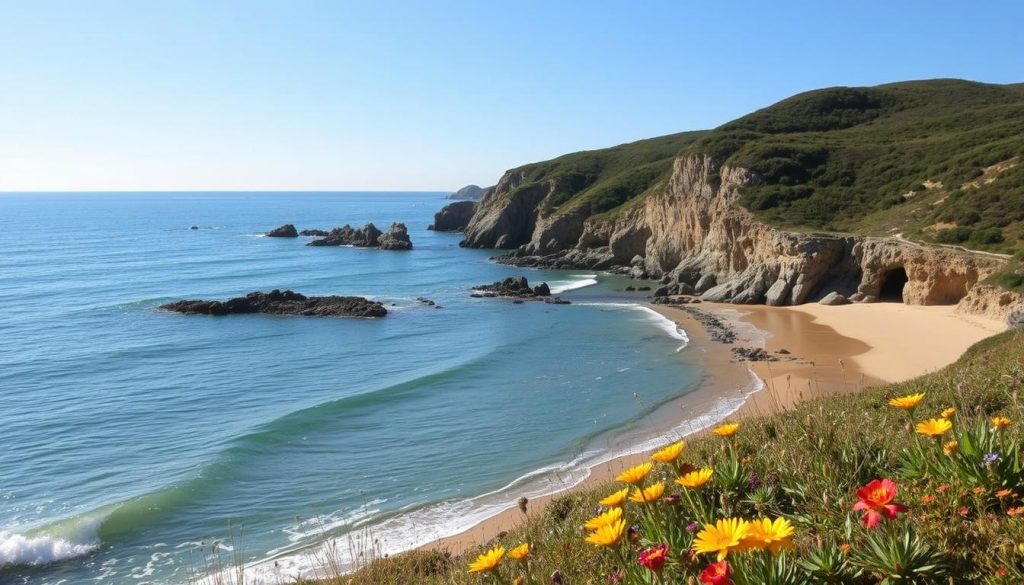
xmin=0 ymin=192 xmax=708 ymax=584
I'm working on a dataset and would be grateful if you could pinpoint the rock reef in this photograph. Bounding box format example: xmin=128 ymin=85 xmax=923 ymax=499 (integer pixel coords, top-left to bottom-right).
xmin=266 ymin=224 xmax=298 ymax=237
xmin=308 ymin=222 xmax=412 ymax=250
xmin=160 ymin=289 xmax=388 ymax=318
xmin=471 ymin=276 xmax=569 ymax=304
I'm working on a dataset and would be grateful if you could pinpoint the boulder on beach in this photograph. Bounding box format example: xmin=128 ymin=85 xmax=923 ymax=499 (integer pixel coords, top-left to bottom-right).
xmin=266 ymin=224 xmax=299 ymax=237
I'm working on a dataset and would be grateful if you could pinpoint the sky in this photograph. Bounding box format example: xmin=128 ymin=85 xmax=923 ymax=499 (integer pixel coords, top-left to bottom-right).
xmin=1 ymin=1 xmax=1022 ymax=192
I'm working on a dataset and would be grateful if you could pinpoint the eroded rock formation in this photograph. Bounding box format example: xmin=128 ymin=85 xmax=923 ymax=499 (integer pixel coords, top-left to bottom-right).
xmin=429 ymin=201 xmax=477 ymax=232
xmin=160 ymin=289 xmax=388 ymax=318
xmin=266 ymin=224 xmax=298 ymax=237
xmin=308 ymin=222 xmax=412 ymax=250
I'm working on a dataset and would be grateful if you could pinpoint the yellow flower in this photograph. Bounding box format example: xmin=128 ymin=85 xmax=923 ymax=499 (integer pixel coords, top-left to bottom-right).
xmin=741 ymin=517 xmax=795 ymax=554
xmin=468 ymin=546 xmax=505 ymax=573
xmin=888 ymin=392 xmax=926 ymax=411
xmin=942 ymin=440 xmax=958 ymax=455
xmin=629 ymin=482 xmax=665 ymax=504
xmin=651 ymin=441 xmax=686 ymax=463
xmin=598 ymin=487 xmax=630 ymax=508
xmin=584 ymin=518 xmax=626 ymax=547
xmin=676 ymin=468 xmax=714 ymax=489
xmin=713 ymin=423 xmax=740 ymax=438
xmin=616 ymin=462 xmax=653 ymax=485
xmin=940 ymin=407 xmax=956 ymax=419
xmin=583 ymin=507 xmax=623 ymax=531
xmin=693 ymin=517 xmax=750 ymax=561
xmin=508 ymin=543 xmax=529 ymax=561
xmin=915 ymin=417 xmax=953 ymax=437
xmin=992 ymin=416 xmax=1012 ymax=431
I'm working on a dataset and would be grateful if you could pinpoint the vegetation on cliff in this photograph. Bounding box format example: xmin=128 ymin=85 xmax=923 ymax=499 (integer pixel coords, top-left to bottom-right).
xmin=310 ymin=328 xmax=1024 ymax=584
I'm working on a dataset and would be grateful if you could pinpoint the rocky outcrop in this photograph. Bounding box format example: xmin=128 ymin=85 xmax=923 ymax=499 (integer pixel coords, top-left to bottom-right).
xmin=429 ymin=201 xmax=477 ymax=232
xmin=266 ymin=224 xmax=298 ymax=237
xmin=955 ymin=284 xmax=1024 ymax=326
xmin=457 ymin=152 xmax=1018 ymax=322
xmin=300 ymin=229 xmax=329 ymax=237
xmin=448 ymin=184 xmax=492 ymax=201
xmin=471 ymin=276 xmax=569 ymax=304
xmin=377 ymin=223 xmax=413 ymax=250
xmin=160 ymin=290 xmax=387 ymax=318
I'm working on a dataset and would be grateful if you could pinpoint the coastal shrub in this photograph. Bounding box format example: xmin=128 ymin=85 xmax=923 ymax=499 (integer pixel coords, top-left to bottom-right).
xmin=321 ymin=328 xmax=1024 ymax=585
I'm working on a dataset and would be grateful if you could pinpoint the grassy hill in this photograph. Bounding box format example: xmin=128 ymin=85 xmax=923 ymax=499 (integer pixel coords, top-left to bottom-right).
xmin=307 ymin=328 xmax=1024 ymax=585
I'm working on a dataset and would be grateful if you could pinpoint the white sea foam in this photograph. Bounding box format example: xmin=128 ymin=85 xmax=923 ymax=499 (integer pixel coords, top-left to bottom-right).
xmin=0 ymin=530 xmax=98 ymax=567
xmin=576 ymin=302 xmax=689 ymax=349
xmin=547 ymin=274 xmax=598 ymax=294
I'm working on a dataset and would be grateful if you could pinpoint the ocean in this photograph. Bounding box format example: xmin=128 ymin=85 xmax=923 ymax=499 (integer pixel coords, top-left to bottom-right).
xmin=0 ymin=192 xmax=743 ymax=584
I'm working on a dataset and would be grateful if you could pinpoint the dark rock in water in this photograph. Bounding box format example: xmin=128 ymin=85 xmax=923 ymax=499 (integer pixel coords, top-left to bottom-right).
xmin=429 ymin=200 xmax=477 ymax=232
xmin=190 ymin=226 xmax=199 ymax=230
xmin=624 ymin=286 xmax=636 ymax=292
xmin=159 ymin=289 xmax=387 ymax=318
xmin=472 ymin=276 xmax=568 ymax=304
xmin=300 ymin=229 xmax=329 ymax=237
xmin=377 ymin=223 xmax=413 ymax=250
xmin=416 ymin=297 xmax=436 ymax=306
xmin=266 ymin=224 xmax=299 ymax=237
xmin=637 ymin=286 xmax=651 ymax=291
xmin=308 ymin=223 xmax=380 ymax=247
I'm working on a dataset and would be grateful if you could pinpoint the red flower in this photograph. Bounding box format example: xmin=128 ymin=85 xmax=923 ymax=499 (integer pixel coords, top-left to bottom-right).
xmin=853 ymin=479 xmax=908 ymax=528
xmin=699 ymin=561 xmax=731 ymax=585
xmin=637 ymin=544 xmax=668 ymax=573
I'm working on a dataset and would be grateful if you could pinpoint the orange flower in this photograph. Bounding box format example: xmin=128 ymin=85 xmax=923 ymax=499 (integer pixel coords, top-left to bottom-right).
xmin=629 ymin=482 xmax=666 ymax=504
xmin=995 ymin=489 xmax=1013 ymax=499
xmin=651 ymin=441 xmax=685 ymax=463
xmin=920 ymin=495 xmax=936 ymax=504
xmin=942 ymin=440 xmax=958 ymax=455
xmin=973 ymin=486 xmax=987 ymax=495
xmin=853 ymin=479 xmax=908 ymax=529
xmin=937 ymin=483 xmax=950 ymax=493
xmin=992 ymin=416 xmax=1012 ymax=431
xmin=838 ymin=543 xmax=851 ymax=555
xmin=616 ymin=462 xmax=653 ymax=485
xmin=713 ymin=423 xmax=740 ymax=438
xmin=1007 ymin=506 xmax=1024 ymax=517
xmin=599 ymin=487 xmax=630 ymax=508
xmin=940 ymin=407 xmax=956 ymax=419
xmin=915 ymin=418 xmax=952 ymax=437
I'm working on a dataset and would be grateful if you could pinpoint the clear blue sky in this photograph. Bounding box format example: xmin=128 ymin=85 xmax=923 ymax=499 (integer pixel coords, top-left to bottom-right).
xmin=1 ymin=1 xmax=1022 ymax=191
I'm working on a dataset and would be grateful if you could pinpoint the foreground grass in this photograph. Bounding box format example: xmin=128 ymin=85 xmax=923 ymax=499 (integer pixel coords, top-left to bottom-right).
xmin=306 ymin=328 xmax=1024 ymax=584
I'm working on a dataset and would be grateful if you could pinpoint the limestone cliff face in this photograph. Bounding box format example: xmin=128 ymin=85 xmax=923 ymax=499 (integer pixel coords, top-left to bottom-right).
xmin=461 ymin=153 xmax=1017 ymax=322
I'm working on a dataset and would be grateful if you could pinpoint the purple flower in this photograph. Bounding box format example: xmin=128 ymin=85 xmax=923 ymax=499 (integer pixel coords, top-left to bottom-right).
xmin=686 ymin=521 xmax=700 ymax=532
xmin=984 ymin=452 xmax=1000 ymax=464
xmin=748 ymin=471 xmax=762 ymax=491
xmin=550 ymin=570 xmax=565 ymax=584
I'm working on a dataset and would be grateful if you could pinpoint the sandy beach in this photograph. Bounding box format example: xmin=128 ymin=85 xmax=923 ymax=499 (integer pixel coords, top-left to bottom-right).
xmin=420 ymin=300 xmax=1006 ymax=558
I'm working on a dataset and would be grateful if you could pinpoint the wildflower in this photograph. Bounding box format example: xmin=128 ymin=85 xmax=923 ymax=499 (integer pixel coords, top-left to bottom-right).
xmin=616 ymin=462 xmax=652 ymax=485
xmin=937 ymin=483 xmax=950 ymax=493
xmin=585 ymin=518 xmax=626 ymax=547
xmin=508 ymin=543 xmax=529 ymax=561
xmin=584 ymin=507 xmax=623 ymax=531
xmin=920 ymin=495 xmax=936 ymax=504
xmin=1009 ymin=506 xmax=1024 ymax=517
xmin=996 ymin=489 xmax=1013 ymax=499
xmin=1018 ymin=542 xmax=1024 ymax=553
xmin=599 ymin=487 xmax=630 ymax=508
xmin=888 ymin=392 xmax=925 ymax=411
xmin=699 ymin=560 xmax=732 ymax=585
xmin=686 ymin=521 xmax=700 ymax=532
xmin=693 ymin=518 xmax=750 ymax=560
xmin=839 ymin=543 xmax=851 ymax=555
xmin=637 ymin=544 xmax=669 ymax=573
xmin=992 ymin=416 xmax=1012 ymax=431
xmin=985 ymin=452 xmax=1001 ymax=465
xmin=915 ymin=418 xmax=952 ymax=438
xmin=853 ymin=479 xmax=909 ymax=529
xmin=630 ymin=482 xmax=666 ymax=504
xmin=627 ymin=525 xmax=640 ymax=543
xmin=996 ymin=567 xmax=1009 ymax=577
xmin=550 ymin=570 xmax=564 ymax=585
xmin=958 ymin=507 xmax=970 ymax=517
xmin=973 ymin=486 xmax=987 ymax=495
xmin=748 ymin=471 xmax=762 ymax=491
xmin=741 ymin=517 xmax=795 ymax=554
xmin=940 ymin=407 xmax=956 ymax=419
xmin=713 ymin=423 xmax=740 ymax=437
xmin=942 ymin=440 xmax=958 ymax=455
xmin=676 ymin=468 xmax=714 ymax=489
xmin=651 ymin=441 xmax=685 ymax=463
xmin=766 ymin=473 xmax=780 ymax=487
xmin=468 ymin=546 xmax=505 ymax=573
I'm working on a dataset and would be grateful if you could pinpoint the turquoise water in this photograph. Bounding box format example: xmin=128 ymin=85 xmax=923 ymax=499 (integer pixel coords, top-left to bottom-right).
xmin=0 ymin=193 xmax=713 ymax=584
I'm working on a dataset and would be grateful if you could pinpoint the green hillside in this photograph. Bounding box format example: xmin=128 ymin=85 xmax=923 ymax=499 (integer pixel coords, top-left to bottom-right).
xmin=694 ymin=79 xmax=1024 ymax=254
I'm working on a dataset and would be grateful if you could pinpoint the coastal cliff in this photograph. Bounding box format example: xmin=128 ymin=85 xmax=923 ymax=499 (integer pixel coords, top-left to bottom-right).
xmin=461 ymin=152 xmax=1020 ymax=323
xmin=457 ymin=80 xmax=1024 ymax=324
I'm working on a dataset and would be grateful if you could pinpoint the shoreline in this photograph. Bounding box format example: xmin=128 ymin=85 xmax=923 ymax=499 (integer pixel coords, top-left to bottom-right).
xmin=414 ymin=299 xmax=1007 ymax=560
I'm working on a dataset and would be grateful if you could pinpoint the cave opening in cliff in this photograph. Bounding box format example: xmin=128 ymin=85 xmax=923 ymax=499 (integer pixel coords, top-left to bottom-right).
xmin=879 ymin=267 xmax=908 ymax=302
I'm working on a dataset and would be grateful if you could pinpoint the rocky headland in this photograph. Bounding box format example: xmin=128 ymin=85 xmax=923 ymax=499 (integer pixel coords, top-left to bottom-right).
xmin=428 ymin=200 xmax=477 ymax=232
xmin=447 ymin=184 xmax=493 ymax=201
xmin=160 ymin=289 xmax=388 ymax=318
